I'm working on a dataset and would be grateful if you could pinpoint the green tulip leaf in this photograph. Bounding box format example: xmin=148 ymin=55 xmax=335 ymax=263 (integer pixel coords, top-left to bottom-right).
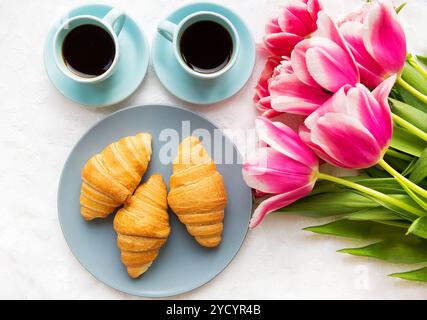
xmin=334 ymin=177 xmax=404 ymax=194
xmin=408 ymin=216 xmax=427 ymax=240
xmin=310 ymin=176 xmax=405 ymax=196
xmin=276 ymin=191 xmax=379 ymax=218
xmin=416 ymin=54 xmax=427 ymax=67
xmin=396 ymin=62 xmax=427 ymax=111
xmin=398 ymin=180 xmax=427 ymax=212
xmin=366 ymin=167 xmax=388 ymax=178
xmin=390 ymin=266 xmax=427 ymax=282
xmin=383 ymin=154 xmax=410 ymax=173
xmin=355 ymin=178 xmax=407 ymax=194
xmin=283 ymin=177 xmax=415 ymax=220
xmin=374 ymin=220 xmax=411 ymax=229
xmin=401 ymin=62 xmax=427 ymax=95
xmin=395 ymin=2 xmax=407 ymax=14
xmin=401 ymin=157 xmax=418 ymax=177
xmin=315 ymin=177 xmax=406 ymax=195
xmin=346 ymin=207 xmax=402 ymax=221
xmin=397 ymin=85 xmax=427 ymax=110
xmin=391 ymin=126 xmax=427 ymax=157
xmin=339 ymin=238 xmax=427 ymax=264
xmin=304 ymin=220 xmax=405 ymax=240
xmin=366 ymin=166 xmax=391 ymax=178
xmin=397 ymin=62 xmax=427 ymax=109
xmin=308 ymin=180 xmax=345 ymax=196
xmin=309 ymin=175 xmax=372 ymax=196
xmin=409 ymin=148 xmax=427 ymax=183
xmin=349 ymin=191 xmax=419 ymax=222
xmin=390 ymin=98 xmax=427 ymax=132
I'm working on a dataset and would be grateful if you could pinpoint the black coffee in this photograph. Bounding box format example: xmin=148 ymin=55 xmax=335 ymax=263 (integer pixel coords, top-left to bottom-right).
xmin=179 ymin=21 xmax=233 ymax=74
xmin=62 ymin=24 xmax=115 ymax=77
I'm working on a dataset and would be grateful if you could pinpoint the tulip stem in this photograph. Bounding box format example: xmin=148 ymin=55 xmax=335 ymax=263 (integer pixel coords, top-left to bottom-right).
xmin=407 ymin=55 xmax=427 ymax=80
xmin=397 ymin=76 xmax=427 ymax=105
xmin=392 ymin=113 xmax=427 ymax=142
xmin=317 ymin=173 xmax=425 ymax=219
xmin=378 ymin=158 xmax=427 ymax=200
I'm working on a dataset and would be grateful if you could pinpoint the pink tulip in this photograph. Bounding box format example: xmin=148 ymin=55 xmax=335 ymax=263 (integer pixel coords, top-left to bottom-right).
xmin=264 ymin=0 xmax=322 ymax=57
xmin=243 ymin=117 xmax=319 ymax=228
xmin=269 ymin=57 xmax=331 ymax=115
xmin=254 ymin=190 xmax=268 ymax=199
xmin=299 ymin=75 xmax=396 ymax=169
xmin=291 ymin=12 xmax=360 ymax=92
xmin=338 ymin=3 xmax=369 ymax=26
xmin=339 ymin=0 xmax=406 ymax=88
xmin=254 ymin=56 xmax=283 ymax=118
xmin=264 ymin=19 xmax=304 ymax=57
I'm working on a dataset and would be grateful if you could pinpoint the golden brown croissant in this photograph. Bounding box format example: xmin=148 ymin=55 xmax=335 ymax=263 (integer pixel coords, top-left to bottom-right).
xmin=114 ymin=174 xmax=170 ymax=278
xmin=80 ymin=133 xmax=152 ymax=220
xmin=167 ymin=136 xmax=227 ymax=248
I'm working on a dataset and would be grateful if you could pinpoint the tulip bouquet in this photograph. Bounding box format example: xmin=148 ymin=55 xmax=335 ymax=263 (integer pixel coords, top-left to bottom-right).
xmin=246 ymin=0 xmax=427 ymax=282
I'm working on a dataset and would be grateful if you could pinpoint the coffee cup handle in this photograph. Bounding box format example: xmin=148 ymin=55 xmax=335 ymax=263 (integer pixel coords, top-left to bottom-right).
xmin=157 ymin=20 xmax=177 ymax=42
xmin=103 ymin=8 xmax=126 ymax=36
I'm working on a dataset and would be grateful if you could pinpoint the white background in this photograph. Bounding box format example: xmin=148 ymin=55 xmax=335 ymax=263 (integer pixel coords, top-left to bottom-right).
xmin=1 ymin=0 xmax=427 ymax=299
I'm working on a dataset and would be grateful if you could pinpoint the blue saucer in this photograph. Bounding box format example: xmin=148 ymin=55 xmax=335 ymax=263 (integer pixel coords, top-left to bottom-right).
xmin=152 ymin=2 xmax=256 ymax=105
xmin=44 ymin=4 xmax=149 ymax=107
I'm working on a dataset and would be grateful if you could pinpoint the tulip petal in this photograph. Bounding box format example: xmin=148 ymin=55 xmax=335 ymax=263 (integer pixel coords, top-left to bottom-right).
xmin=273 ymin=58 xmax=294 ymax=77
xmin=255 ymin=117 xmax=318 ymax=168
xmin=364 ymin=0 xmax=406 ymax=74
xmin=315 ymin=11 xmax=347 ymax=48
xmin=261 ymin=108 xmax=282 ymax=118
xmin=250 ymin=183 xmax=314 ymax=229
xmin=340 ymin=21 xmax=386 ymax=88
xmin=254 ymin=56 xmax=282 ymax=104
xmin=338 ymin=3 xmax=369 ymax=26
xmin=307 ymin=0 xmax=322 ymax=21
xmin=346 ymin=76 xmax=395 ymax=149
xmin=310 ymin=113 xmax=382 ymax=169
xmin=254 ymin=86 xmax=269 ymax=104
xmin=314 ymin=12 xmax=359 ymax=81
xmin=347 ymin=85 xmax=391 ymax=149
xmin=372 ymin=74 xmax=397 ymax=107
xmin=304 ymin=85 xmax=350 ymax=130
xmin=266 ymin=17 xmax=282 ymax=34
xmin=315 ymin=11 xmax=357 ymax=56
xmin=264 ymin=32 xmax=304 ymax=57
xmin=305 ymin=40 xmax=359 ymax=92
xmin=243 ymin=147 xmax=314 ymax=194
xmin=299 ymin=123 xmax=345 ymax=166
xmin=255 ymin=95 xmax=282 ymax=118
xmin=255 ymin=96 xmax=271 ymax=112
xmin=254 ymin=189 xmax=268 ymax=198
xmin=370 ymin=74 xmax=396 ymax=142
xmin=278 ymin=1 xmax=314 ymax=36
xmin=269 ymin=72 xmax=330 ymax=115
xmin=291 ymin=39 xmax=323 ymax=87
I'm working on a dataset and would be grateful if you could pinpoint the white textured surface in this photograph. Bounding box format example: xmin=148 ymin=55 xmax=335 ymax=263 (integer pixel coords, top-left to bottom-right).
xmin=1 ymin=0 xmax=427 ymax=299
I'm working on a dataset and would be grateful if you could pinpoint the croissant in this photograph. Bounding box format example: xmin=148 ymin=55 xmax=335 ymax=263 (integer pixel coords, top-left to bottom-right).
xmin=167 ymin=136 xmax=227 ymax=248
xmin=80 ymin=133 xmax=152 ymax=221
xmin=113 ymin=174 xmax=170 ymax=278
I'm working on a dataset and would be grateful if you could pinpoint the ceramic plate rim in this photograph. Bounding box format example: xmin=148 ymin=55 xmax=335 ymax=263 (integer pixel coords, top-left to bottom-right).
xmin=57 ymin=104 xmax=252 ymax=297
xmin=44 ymin=3 xmax=150 ymax=108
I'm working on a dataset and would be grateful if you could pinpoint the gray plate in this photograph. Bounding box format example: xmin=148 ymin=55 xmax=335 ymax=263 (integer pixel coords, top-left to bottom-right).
xmin=57 ymin=104 xmax=252 ymax=297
